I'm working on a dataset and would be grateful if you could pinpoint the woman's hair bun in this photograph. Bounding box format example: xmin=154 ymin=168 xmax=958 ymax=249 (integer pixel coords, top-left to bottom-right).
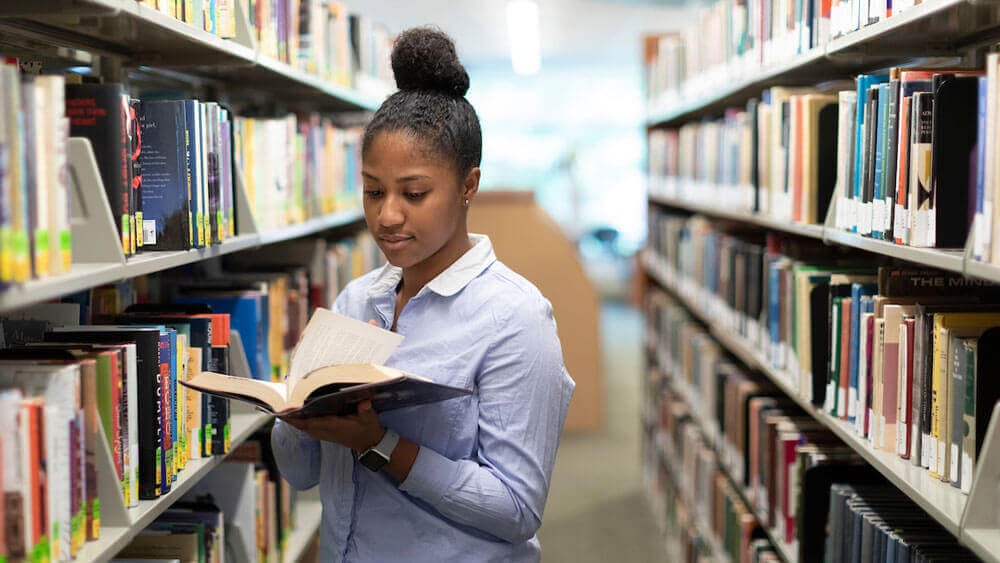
xmin=391 ymin=26 xmax=470 ymax=97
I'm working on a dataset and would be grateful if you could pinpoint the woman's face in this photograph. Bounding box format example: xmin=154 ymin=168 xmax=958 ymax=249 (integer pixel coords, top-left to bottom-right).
xmin=362 ymin=130 xmax=478 ymax=272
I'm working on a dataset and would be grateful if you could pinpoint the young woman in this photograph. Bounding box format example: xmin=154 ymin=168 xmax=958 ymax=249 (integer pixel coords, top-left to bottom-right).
xmin=272 ymin=26 xmax=575 ymax=562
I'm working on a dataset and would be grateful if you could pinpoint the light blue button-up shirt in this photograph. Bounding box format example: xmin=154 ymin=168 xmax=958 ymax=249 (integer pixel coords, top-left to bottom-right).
xmin=272 ymin=234 xmax=575 ymax=562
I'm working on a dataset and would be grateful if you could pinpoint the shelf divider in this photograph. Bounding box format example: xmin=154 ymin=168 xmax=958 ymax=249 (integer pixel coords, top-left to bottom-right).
xmin=68 ymin=137 xmax=127 ymax=265
xmin=960 ymin=402 xmax=1000 ymax=562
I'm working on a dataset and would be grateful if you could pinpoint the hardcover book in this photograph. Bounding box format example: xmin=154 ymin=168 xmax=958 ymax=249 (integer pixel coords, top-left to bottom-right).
xmin=65 ymin=83 xmax=132 ymax=256
xmin=181 ymin=308 xmax=470 ymax=418
xmin=139 ymin=101 xmax=192 ymax=250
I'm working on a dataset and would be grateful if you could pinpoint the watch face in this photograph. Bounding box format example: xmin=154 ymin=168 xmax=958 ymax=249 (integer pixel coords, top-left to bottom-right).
xmin=359 ymin=449 xmax=390 ymax=472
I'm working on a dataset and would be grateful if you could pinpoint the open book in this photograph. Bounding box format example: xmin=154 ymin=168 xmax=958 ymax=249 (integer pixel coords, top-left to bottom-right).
xmin=180 ymin=308 xmax=470 ymax=418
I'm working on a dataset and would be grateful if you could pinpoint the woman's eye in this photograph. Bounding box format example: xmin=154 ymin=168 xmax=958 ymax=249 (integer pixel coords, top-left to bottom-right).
xmin=364 ymin=189 xmax=384 ymax=199
xmin=404 ymin=192 xmax=427 ymax=201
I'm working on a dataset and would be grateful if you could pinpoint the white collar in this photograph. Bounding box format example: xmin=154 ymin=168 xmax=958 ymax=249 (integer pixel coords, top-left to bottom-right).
xmin=367 ymin=234 xmax=497 ymax=298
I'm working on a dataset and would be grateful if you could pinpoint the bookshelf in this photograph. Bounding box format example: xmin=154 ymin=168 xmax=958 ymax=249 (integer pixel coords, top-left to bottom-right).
xmin=0 ymin=1 xmax=388 ymax=560
xmin=645 ymin=0 xmax=997 ymax=127
xmin=0 ymin=0 xmax=388 ymax=111
xmin=663 ymin=0 xmax=1000 ymax=555
xmin=643 ymin=250 xmax=970 ymax=526
xmin=653 ymin=356 xmax=800 ymax=562
xmin=76 ymin=405 xmax=272 ymax=563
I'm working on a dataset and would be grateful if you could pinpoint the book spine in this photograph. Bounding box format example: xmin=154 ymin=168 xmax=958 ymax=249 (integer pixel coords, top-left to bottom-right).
xmin=882 ymin=80 xmax=900 ymax=241
xmin=65 ymin=84 xmax=132 ymax=257
xmin=156 ymin=333 xmax=171 ymax=495
xmin=960 ymin=340 xmax=977 ymax=494
xmin=950 ymin=335 xmax=966 ymax=487
xmin=974 ymin=76 xmax=989 ymax=260
xmin=893 ymin=96 xmax=911 ymax=245
xmin=910 ymin=92 xmax=934 ymax=248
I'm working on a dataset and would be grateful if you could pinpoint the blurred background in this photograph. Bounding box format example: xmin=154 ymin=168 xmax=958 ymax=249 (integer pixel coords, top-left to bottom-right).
xmin=357 ymin=0 xmax=697 ymax=301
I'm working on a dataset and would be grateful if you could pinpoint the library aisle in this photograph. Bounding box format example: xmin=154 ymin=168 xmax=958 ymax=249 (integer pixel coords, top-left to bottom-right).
xmin=540 ymin=301 xmax=666 ymax=562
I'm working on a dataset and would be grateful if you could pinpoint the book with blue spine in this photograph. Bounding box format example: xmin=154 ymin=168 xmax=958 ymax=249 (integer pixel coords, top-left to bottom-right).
xmin=974 ymin=76 xmax=988 ymax=260
xmin=852 ymin=74 xmax=889 ymax=233
xmin=175 ymin=290 xmax=270 ymax=382
xmin=183 ymin=100 xmax=205 ymax=248
xmin=847 ymin=282 xmax=878 ymax=422
xmin=872 ymin=83 xmax=889 ymax=239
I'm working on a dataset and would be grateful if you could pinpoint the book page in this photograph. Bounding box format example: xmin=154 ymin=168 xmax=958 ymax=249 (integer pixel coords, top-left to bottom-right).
xmin=287 ymin=308 xmax=404 ymax=390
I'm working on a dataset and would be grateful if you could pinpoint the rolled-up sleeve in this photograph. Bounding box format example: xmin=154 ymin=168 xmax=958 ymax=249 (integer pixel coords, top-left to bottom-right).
xmin=271 ymin=418 xmax=322 ymax=490
xmin=399 ymin=299 xmax=575 ymax=543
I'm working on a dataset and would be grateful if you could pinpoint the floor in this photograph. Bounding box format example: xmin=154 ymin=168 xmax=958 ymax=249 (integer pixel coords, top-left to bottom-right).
xmin=537 ymin=300 xmax=666 ymax=562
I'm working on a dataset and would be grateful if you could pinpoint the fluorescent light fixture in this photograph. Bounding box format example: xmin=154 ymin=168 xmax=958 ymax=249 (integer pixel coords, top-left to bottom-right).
xmin=507 ymin=0 xmax=541 ymax=75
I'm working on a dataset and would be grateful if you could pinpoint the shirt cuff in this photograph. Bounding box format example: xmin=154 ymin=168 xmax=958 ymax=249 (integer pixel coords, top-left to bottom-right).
xmin=398 ymin=446 xmax=457 ymax=502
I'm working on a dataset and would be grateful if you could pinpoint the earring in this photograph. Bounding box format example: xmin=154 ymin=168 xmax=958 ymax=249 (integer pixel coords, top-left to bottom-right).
xmin=464 ymin=198 xmax=469 ymax=206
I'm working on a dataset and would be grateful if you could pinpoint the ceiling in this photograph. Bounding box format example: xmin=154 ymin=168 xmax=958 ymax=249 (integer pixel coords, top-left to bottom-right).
xmin=349 ymin=0 xmax=697 ymax=68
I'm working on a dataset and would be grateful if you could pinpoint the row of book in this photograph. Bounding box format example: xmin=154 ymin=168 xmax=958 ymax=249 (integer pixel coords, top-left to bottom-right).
xmin=648 ymin=207 xmax=1000 ymax=497
xmin=0 ymin=66 xmax=365 ymax=284
xmin=233 ymin=113 xmax=362 ymax=233
xmin=831 ymin=68 xmax=985 ymax=250
xmin=643 ymin=0 xmax=989 ymax=110
xmin=0 ymin=64 xmax=72 ymax=284
xmin=0 ymin=307 xmax=230 ymax=562
xmin=643 ymin=285 xmax=983 ymax=561
xmin=137 ymin=0 xmax=238 ymax=39
xmin=113 ymin=426 xmax=300 ymax=562
xmin=647 ymin=84 xmax=841 ymax=224
xmin=648 ymin=61 xmax=1000 ymax=258
xmin=0 ymin=228 xmax=376 ymax=560
xmin=136 ymin=0 xmax=393 ymax=91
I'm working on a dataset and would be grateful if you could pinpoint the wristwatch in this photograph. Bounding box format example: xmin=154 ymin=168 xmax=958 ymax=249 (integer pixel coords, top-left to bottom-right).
xmin=358 ymin=428 xmax=399 ymax=472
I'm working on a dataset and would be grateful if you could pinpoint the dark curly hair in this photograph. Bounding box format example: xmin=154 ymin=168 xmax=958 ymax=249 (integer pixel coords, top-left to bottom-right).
xmin=362 ymin=27 xmax=482 ymax=179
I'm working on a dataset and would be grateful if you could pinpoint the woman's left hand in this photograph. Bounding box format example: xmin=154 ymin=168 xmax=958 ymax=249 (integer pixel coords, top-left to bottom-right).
xmin=280 ymin=400 xmax=386 ymax=452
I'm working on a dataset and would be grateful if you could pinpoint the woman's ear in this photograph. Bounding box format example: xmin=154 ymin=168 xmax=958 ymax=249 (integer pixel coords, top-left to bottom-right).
xmin=462 ymin=167 xmax=481 ymax=206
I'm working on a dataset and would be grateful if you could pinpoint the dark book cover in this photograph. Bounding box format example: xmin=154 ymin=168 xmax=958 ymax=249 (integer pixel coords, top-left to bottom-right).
xmin=44 ymin=327 xmax=163 ymax=500
xmin=205 ymin=103 xmax=221 ymax=245
xmin=882 ymin=79 xmax=901 ymax=241
xmin=747 ymin=98 xmax=761 ymax=213
xmin=970 ymin=328 xmax=1000 ymax=475
xmin=203 ymin=313 xmax=230 ymax=456
xmin=815 ymin=103 xmax=840 ymax=223
xmin=929 ymin=74 xmax=980 ymax=248
xmin=797 ymin=459 xmax=882 ymax=563
xmin=809 ymin=278 xmax=832 ymax=406
xmin=861 ymin=86 xmax=880 ymax=228
xmin=139 ymin=100 xmax=192 ymax=250
xmin=65 ymin=83 xmax=131 ymax=256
